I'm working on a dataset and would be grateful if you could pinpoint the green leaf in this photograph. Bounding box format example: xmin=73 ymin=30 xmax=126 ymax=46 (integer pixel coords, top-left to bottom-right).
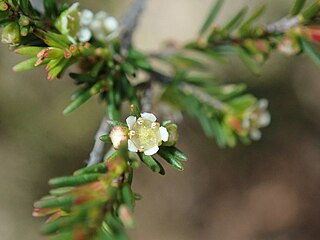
xmin=121 ymin=62 xmax=136 ymax=75
xmin=223 ymin=6 xmax=248 ymax=33
xmin=199 ymin=0 xmax=224 ymax=35
xmin=228 ymin=94 xmax=255 ymax=111
xmin=47 ymin=57 xmax=69 ymax=80
xmin=49 ymin=173 xmax=104 ymax=188
xmin=73 ymin=162 xmax=108 ymax=176
xmin=13 ymin=57 xmax=38 ymax=71
xmin=41 ymin=210 xmax=87 ymax=234
xmin=121 ymin=184 xmax=134 ymax=211
xmin=239 ymin=5 xmax=266 ymax=33
xmin=44 ymin=0 xmax=58 ymax=17
xmin=100 ymin=134 xmax=112 ymax=143
xmin=203 ymin=49 xmax=228 ymax=62
xmin=170 ymin=54 xmax=207 ymax=70
xmin=140 ymin=154 xmax=165 ymax=174
xmin=290 ymin=0 xmax=307 ymax=16
xmin=301 ymin=38 xmax=320 ymax=67
xmin=91 ymin=60 xmax=105 ymax=77
xmin=63 ymin=82 xmax=102 ymax=114
xmin=236 ymin=47 xmax=261 ymax=75
xmin=157 ymin=148 xmax=184 ymax=171
xmin=158 ymin=146 xmax=188 ymax=161
xmin=211 ymin=118 xmax=227 ymax=147
xmin=49 ymin=187 xmax=74 ymax=196
xmin=19 ymin=0 xmax=36 ymax=16
xmin=69 ymin=72 xmax=94 ymax=83
xmin=34 ymin=196 xmax=74 ymax=209
xmin=302 ymin=1 xmax=320 ymax=20
xmin=35 ymin=30 xmax=71 ymax=48
xmin=14 ymin=46 xmax=44 ymax=56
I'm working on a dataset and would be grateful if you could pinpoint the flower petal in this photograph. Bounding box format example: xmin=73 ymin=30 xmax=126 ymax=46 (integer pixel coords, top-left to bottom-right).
xmin=144 ymin=146 xmax=159 ymax=156
xmin=159 ymin=126 xmax=169 ymax=142
xmin=103 ymin=17 xmax=118 ymax=32
xmin=126 ymin=116 xmax=136 ymax=129
xmin=250 ymin=129 xmax=262 ymax=140
xmin=78 ymin=28 xmax=92 ymax=42
xmin=141 ymin=112 xmax=156 ymax=122
xmin=258 ymin=112 xmax=271 ymax=127
xmin=258 ymin=99 xmax=269 ymax=109
xmin=81 ymin=9 xmax=94 ymax=26
xmin=128 ymin=139 xmax=138 ymax=152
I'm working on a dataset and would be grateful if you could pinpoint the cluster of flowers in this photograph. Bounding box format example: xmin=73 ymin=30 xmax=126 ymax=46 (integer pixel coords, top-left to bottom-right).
xmin=226 ymin=99 xmax=271 ymax=141
xmin=55 ymin=3 xmax=119 ymax=43
xmin=278 ymin=25 xmax=320 ymax=55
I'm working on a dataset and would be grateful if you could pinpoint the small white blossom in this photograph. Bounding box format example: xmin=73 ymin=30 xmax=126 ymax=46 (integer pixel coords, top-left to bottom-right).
xmin=126 ymin=113 xmax=169 ymax=156
xmin=102 ymin=17 xmax=118 ymax=33
xmin=80 ymin=9 xmax=93 ymax=25
xmin=78 ymin=27 xmax=92 ymax=42
xmin=242 ymin=99 xmax=271 ymax=140
xmin=79 ymin=9 xmax=119 ymax=42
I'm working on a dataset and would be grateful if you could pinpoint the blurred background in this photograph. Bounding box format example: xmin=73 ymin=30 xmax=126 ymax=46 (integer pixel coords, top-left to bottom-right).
xmin=1 ymin=0 xmax=320 ymax=239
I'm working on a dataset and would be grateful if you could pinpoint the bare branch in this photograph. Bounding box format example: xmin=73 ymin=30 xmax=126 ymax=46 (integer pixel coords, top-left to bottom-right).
xmin=266 ymin=16 xmax=301 ymax=33
xmin=150 ymin=70 xmax=226 ymax=111
xmin=119 ymin=0 xmax=146 ymax=51
xmin=87 ymin=116 xmax=109 ymax=166
xmin=180 ymin=83 xmax=226 ymax=111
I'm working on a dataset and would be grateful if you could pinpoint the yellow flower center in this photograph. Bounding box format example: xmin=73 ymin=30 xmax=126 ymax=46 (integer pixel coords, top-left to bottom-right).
xmin=130 ymin=118 xmax=161 ymax=151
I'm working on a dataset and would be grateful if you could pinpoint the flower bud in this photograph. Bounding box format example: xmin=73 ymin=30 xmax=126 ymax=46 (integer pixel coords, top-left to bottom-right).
xmin=225 ymin=115 xmax=244 ymax=135
xmin=20 ymin=26 xmax=29 ymax=37
xmin=119 ymin=205 xmax=135 ymax=228
xmin=162 ymin=123 xmax=179 ymax=146
xmin=278 ymin=37 xmax=300 ymax=56
xmin=1 ymin=22 xmax=21 ymax=46
xmin=19 ymin=15 xmax=30 ymax=26
xmin=0 ymin=1 xmax=8 ymax=11
xmin=109 ymin=126 xmax=129 ymax=149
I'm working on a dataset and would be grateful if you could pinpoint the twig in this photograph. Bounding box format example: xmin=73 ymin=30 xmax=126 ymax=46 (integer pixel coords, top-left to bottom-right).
xmin=149 ymin=70 xmax=172 ymax=84
xmin=150 ymin=70 xmax=226 ymax=111
xmin=265 ymin=16 xmax=301 ymax=33
xmin=87 ymin=116 xmax=109 ymax=166
xmin=119 ymin=0 xmax=146 ymax=52
xmin=180 ymin=83 xmax=226 ymax=111
xmin=141 ymin=86 xmax=153 ymax=112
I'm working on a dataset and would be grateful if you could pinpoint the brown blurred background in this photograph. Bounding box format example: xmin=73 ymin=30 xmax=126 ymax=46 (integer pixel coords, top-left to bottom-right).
xmin=1 ymin=0 xmax=320 ymax=239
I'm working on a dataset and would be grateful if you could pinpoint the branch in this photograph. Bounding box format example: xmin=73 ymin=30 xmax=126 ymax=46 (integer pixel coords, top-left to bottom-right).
xmin=141 ymin=86 xmax=153 ymax=112
xmin=265 ymin=16 xmax=301 ymax=33
xmin=119 ymin=0 xmax=146 ymax=51
xmin=180 ymin=83 xmax=226 ymax=111
xmin=150 ymin=70 xmax=226 ymax=111
xmin=87 ymin=116 xmax=109 ymax=166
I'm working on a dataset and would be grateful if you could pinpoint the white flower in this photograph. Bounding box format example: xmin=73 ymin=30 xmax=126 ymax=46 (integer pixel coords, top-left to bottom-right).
xmin=78 ymin=27 xmax=92 ymax=42
xmin=80 ymin=9 xmax=93 ymax=26
xmin=78 ymin=10 xmax=119 ymax=42
xmin=126 ymin=113 xmax=169 ymax=156
xmin=54 ymin=2 xmax=80 ymax=42
xmin=102 ymin=17 xmax=118 ymax=33
xmin=242 ymin=99 xmax=271 ymax=140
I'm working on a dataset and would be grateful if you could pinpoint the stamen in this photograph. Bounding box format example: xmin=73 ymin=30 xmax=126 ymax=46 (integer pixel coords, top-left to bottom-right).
xmin=137 ymin=118 xmax=144 ymax=125
xmin=151 ymin=122 xmax=160 ymax=128
xmin=129 ymin=130 xmax=135 ymax=137
xmin=139 ymin=146 xmax=145 ymax=151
